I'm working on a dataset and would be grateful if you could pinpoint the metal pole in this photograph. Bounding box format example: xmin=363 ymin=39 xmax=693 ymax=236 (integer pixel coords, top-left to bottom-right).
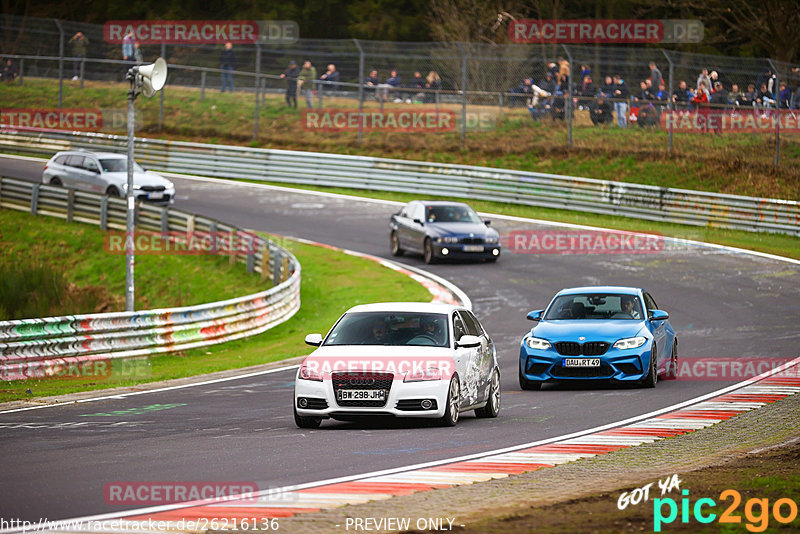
xmin=662 ymin=49 xmax=674 ymax=153
xmin=353 ymin=39 xmax=364 ymax=146
xmin=159 ymin=43 xmax=166 ymax=131
xmin=18 ymin=58 xmax=23 ymax=86
xmin=254 ymin=43 xmax=261 ymax=141
xmin=563 ymin=45 xmax=573 ymax=149
xmin=54 ymin=19 xmax=64 ymax=109
xmin=767 ymin=59 xmax=780 ymax=168
xmin=79 ymin=58 xmax=84 ymax=89
xmin=459 ymin=43 xmax=467 ymax=149
xmin=125 ymin=68 xmax=138 ymax=312
xmin=201 ymin=70 xmax=206 ymax=101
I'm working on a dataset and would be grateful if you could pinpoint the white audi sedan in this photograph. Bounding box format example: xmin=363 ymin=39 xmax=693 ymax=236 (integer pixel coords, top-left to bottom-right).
xmin=293 ymin=302 xmax=500 ymax=428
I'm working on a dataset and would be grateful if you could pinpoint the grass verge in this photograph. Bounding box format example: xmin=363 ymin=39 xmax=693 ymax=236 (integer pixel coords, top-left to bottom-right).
xmin=0 ymin=218 xmax=432 ymax=402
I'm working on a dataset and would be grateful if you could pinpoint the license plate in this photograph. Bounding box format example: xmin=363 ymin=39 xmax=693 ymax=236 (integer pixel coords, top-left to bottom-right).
xmin=463 ymin=245 xmax=484 ymax=252
xmin=338 ymin=389 xmax=386 ymax=401
xmin=563 ymin=358 xmax=601 ymax=367
xmin=148 ymin=192 xmax=164 ymax=200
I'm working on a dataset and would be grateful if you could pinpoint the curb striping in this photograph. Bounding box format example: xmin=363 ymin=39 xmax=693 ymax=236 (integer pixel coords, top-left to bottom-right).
xmin=38 ymin=366 xmax=800 ymax=533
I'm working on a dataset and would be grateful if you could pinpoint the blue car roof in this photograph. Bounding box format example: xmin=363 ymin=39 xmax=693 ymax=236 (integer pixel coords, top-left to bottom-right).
xmin=555 ymin=286 xmax=641 ymax=296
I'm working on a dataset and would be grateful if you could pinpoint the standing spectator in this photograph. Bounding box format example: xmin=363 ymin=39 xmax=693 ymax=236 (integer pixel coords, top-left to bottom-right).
xmin=319 ymin=64 xmax=340 ymax=95
xmin=728 ymin=83 xmax=744 ymax=106
xmin=778 ymin=81 xmax=792 ymax=108
xmin=579 ymin=64 xmax=591 ymax=92
xmin=580 ymin=75 xmax=597 ymax=98
xmin=409 ymin=71 xmax=425 ymax=102
xmin=557 ymin=57 xmax=570 ymax=89
xmin=122 ymin=30 xmax=135 ymax=61
xmin=298 ymin=60 xmax=317 ymax=107
xmin=708 ymin=70 xmax=720 ymax=89
xmin=672 ymin=80 xmax=691 ymax=109
xmin=386 ymin=69 xmax=402 ymax=102
xmin=1 ymin=58 xmax=18 ymax=82
xmin=280 ymin=60 xmax=299 ymax=108
xmin=649 ymin=62 xmax=663 ymax=89
xmin=68 ymin=31 xmax=89 ymax=80
xmin=612 ymin=75 xmax=629 ymax=127
xmin=600 ymin=75 xmax=614 ymax=97
xmin=219 ymin=42 xmax=236 ymax=93
xmin=133 ymin=42 xmax=143 ymax=64
xmin=710 ymin=81 xmax=728 ymax=108
xmin=424 ymin=71 xmax=441 ymax=103
xmin=696 ymin=68 xmax=711 ymax=93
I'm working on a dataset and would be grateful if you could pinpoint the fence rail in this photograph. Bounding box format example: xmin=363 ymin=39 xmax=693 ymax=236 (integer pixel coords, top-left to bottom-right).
xmin=1 ymin=129 xmax=797 ymax=235
xmin=0 ymin=176 xmax=301 ymax=380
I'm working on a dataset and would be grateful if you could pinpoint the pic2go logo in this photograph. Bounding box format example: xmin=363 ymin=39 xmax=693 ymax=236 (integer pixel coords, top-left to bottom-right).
xmin=653 ymin=489 xmax=799 ymax=532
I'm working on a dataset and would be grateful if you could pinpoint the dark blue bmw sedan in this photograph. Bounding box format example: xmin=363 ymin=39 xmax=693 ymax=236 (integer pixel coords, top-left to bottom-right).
xmin=519 ymin=286 xmax=678 ymax=390
xmin=389 ymin=201 xmax=501 ymax=264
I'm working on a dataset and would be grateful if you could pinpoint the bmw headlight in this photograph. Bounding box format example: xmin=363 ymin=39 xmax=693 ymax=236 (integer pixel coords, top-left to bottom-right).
xmin=485 ymin=235 xmax=499 ymax=244
xmin=524 ymin=337 xmax=551 ymax=350
xmin=613 ymin=336 xmax=647 ymax=350
xmin=435 ymin=236 xmax=459 ymax=244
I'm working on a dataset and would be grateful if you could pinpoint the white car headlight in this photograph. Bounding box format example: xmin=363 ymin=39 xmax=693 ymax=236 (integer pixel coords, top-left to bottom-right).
xmin=297 ymin=364 xmax=322 ymax=381
xmin=404 ymin=366 xmax=444 ymax=382
xmin=613 ymin=336 xmax=647 ymax=350
xmin=485 ymin=236 xmax=499 ymax=244
xmin=524 ymin=337 xmax=551 ymax=350
xmin=435 ymin=236 xmax=459 ymax=244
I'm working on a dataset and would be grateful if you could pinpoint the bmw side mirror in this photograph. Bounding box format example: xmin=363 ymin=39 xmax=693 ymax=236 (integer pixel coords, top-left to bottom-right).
xmin=413 ymin=218 xmax=424 ymax=225
xmin=649 ymin=310 xmax=669 ymax=321
xmin=527 ymin=310 xmax=543 ymax=321
xmin=484 ymin=220 xmax=492 ymax=226
xmin=456 ymin=335 xmax=481 ymax=348
xmin=304 ymin=333 xmax=323 ymax=346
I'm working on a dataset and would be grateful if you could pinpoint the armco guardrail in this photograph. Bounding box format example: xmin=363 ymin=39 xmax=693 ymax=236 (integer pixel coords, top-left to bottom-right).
xmin=1 ymin=129 xmax=799 ymax=235
xmin=0 ymin=177 xmax=300 ymax=380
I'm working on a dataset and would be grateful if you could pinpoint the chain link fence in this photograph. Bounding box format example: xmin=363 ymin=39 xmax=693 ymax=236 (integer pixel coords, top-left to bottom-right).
xmin=1 ymin=15 xmax=798 ymax=166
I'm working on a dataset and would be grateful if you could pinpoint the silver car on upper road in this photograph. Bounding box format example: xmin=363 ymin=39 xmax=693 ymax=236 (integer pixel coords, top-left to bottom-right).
xmin=42 ymin=150 xmax=175 ymax=204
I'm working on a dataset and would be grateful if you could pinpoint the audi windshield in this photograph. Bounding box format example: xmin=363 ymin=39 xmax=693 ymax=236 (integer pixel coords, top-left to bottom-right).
xmin=324 ymin=312 xmax=450 ymax=347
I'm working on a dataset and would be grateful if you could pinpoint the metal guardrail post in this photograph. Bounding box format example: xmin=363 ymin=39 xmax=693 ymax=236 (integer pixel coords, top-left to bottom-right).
xmin=18 ymin=58 xmax=24 ymax=86
xmin=353 ymin=39 xmax=364 ymax=147
xmin=246 ymin=251 xmax=255 ymax=274
xmin=160 ymin=207 xmax=168 ymax=234
xmin=54 ymin=19 xmax=64 ymax=109
xmin=498 ymin=92 xmax=503 ymax=121
xmin=201 ymin=71 xmax=206 ymax=101
xmin=273 ymin=249 xmax=283 ymax=283
xmin=30 ymin=183 xmax=40 ymax=215
xmin=80 ymin=58 xmax=85 ymax=89
xmin=662 ymin=49 xmax=674 ymax=154
xmin=66 ymin=189 xmax=74 ymax=222
xmin=260 ymin=243 xmax=270 ymax=281
xmin=100 ymin=196 xmax=108 ymax=230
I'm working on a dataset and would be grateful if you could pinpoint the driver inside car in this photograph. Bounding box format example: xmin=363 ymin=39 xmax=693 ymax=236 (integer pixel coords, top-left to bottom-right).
xmin=620 ymin=295 xmax=641 ymax=319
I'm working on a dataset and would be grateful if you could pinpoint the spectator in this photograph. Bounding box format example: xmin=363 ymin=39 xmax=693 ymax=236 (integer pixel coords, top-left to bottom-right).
xmin=696 ymin=68 xmax=711 ymax=93
xmin=635 ymin=80 xmax=654 ymax=104
xmin=280 ymin=60 xmax=299 ymax=108
xmin=710 ymin=81 xmax=728 ymax=108
xmin=1 ymin=58 xmax=18 ymax=82
xmin=424 ymin=71 xmax=441 ymax=103
xmin=68 ymin=31 xmax=89 ymax=80
xmin=579 ymin=64 xmax=591 ymax=92
xmin=709 ymin=70 xmax=720 ymax=88
xmin=600 ymin=75 xmax=614 ymax=97
xmin=778 ymin=81 xmax=792 ymax=108
xmin=590 ymin=95 xmax=613 ymax=125
xmin=298 ymin=60 xmax=317 ymax=107
xmin=742 ymin=83 xmax=758 ymax=107
xmin=672 ymin=80 xmax=691 ymax=109
xmin=133 ymin=42 xmax=143 ymax=64
xmin=319 ymin=64 xmax=340 ymax=95
xmin=580 ymin=75 xmax=597 ymax=99
xmin=728 ymin=83 xmax=744 ymax=106
xmin=409 ymin=71 xmax=425 ymax=102
xmin=547 ymin=61 xmax=559 ymax=79
xmin=691 ymin=81 xmax=709 ymax=109
xmin=364 ymin=69 xmax=380 ymax=99
xmin=219 ymin=42 xmax=235 ymax=93
xmin=540 ymin=72 xmax=556 ymax=95
xmin=557 ymin=57 xmax=570 ymax=89
xmin=386 ymin=69 xmax=402 ymax=102
xmin=655 ymin=83 xmax=668 ymax=102
xmin=510 ymin=78 xmax=532 ymax=108
xmin=649 ymin=61 xmax=663 ymax=88
xmin=122 ymin=30 xmax=135 ymax=61
xmin=612 ymin=75 xmax=629 ymax=127
xmin=756 ymin=82 xmax=775 ymax=108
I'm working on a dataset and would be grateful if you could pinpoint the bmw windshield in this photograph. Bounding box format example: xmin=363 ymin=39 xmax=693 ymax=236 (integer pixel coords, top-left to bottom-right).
xmin=544 ymin=294 xmax=644 ymax=320
xmin=99 ymin=158 xmax=145 ymax=173
xmin=425 ymin=204 xmax=482 ymax=224
xmin=324 ymin=312 xmax=450 ymax=347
